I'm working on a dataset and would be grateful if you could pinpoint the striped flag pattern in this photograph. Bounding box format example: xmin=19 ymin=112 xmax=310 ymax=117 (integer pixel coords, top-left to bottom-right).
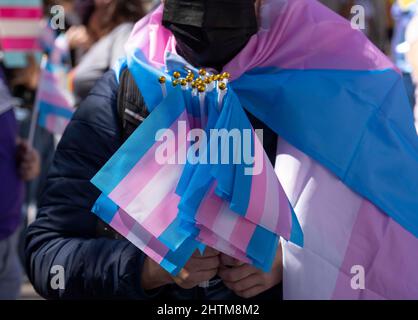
xmin=0 ymin=0 xmax=43 ymax=68
xmin=91 ymin=61 xmax=303 ymax=274
xmin=36 ymin=34 xmax=75 ymax=135
xmin=90 ymin=0 xmax=418 ymax=299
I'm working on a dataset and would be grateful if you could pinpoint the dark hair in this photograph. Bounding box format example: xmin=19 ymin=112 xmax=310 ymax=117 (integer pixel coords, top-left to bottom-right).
xmin=100 ymin=0 xmax=146 ymax=34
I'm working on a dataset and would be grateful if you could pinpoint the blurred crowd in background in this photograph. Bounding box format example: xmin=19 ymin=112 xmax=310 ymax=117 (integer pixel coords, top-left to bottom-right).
xmin=0 ymin=0 xmax=417 ymax=299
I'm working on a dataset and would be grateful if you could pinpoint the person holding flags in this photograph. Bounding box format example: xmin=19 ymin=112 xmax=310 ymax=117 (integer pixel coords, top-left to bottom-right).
xmin=25 ymin=0 xmax=418 ymax=301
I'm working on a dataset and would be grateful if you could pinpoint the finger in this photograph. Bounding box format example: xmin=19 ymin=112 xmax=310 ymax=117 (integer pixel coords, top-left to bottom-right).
xmin=188 ymin=256 xmax=220 ymax=272
xmin=237 ymin=285 xmax=265 ymax=299
xmin=220 ymin=254 xmax=244 ymax=267
xmin=223 ymin=274 xmax=262 ymax=293
xmin=218 ymin=264 xmax=257 ymax=283
xmin=192 ymin=247 xmax=219 ymax=259
xmin=189 ymin=269 xmax=218 ymax=285
xmin=203 ymin=247 xmax=220 ymax=257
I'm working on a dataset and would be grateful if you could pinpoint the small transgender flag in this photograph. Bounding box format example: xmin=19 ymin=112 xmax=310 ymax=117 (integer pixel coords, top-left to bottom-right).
xmin=36 ymin=34 xmax=75 ymax=135
xmin=0 ymin=0 xmax=43 ymax=68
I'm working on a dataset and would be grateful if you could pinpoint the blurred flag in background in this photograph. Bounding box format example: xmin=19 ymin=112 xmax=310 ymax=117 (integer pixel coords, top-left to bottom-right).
xmin=0 ymin=0 xmax=43 ymax=68
xmin=36 ymin=34 xmax=75 ymax=136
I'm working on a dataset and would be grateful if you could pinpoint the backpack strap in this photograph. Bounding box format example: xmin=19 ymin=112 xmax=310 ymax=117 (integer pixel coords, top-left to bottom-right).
xmin=117 ymin=68 xmax=150 ymax=141
xmin=96 ymin=69 xmax=150 ymax=240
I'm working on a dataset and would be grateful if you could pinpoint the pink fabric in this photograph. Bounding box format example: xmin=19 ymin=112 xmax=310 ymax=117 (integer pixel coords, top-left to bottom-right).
xmin=141 ymin=192 xmax=181 ymax=239
xmin=126 ymin=0 xmax=394 ymax=82
xmin=0 ymin=7 xmax=42 ymax=19
xmin=45 ymin=115 xmax=69 ymax=135
xmin=0 ymin=37 xmax=40 ymax=50
xmin=332 ymin=201 xmax=418 ymax=300
xmin=277 ymin=139 xmax=418 ymax=300
xmin=224 ymin=0 xmax=394 ymax=79
xmin=38 ymin=90 xmax=72 ymax=109
xmin=109 ymin=111 xmax=188 ymax=208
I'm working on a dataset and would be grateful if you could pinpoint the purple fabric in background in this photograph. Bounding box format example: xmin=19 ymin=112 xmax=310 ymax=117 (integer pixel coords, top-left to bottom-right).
xmin=0 ymin=109 xmax=23 ymax=241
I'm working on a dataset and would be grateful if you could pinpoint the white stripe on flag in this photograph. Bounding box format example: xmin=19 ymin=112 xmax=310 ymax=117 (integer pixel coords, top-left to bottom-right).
xmin=125 ymin=142 xmax=187 ymax=224
xmin=0 ymin=20 xmax=41 ymax=37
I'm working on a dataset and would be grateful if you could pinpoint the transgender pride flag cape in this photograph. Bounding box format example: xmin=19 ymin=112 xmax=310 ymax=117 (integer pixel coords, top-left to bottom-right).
xmin=91 ymin=0 xmax=418 ymax=299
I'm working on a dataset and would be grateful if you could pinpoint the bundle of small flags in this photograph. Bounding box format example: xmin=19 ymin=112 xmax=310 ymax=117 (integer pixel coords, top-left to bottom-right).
xmin=91 ymin=61 xmax=303 ymax=275
xmin=0 ymin=0 xmax=43 ymax=68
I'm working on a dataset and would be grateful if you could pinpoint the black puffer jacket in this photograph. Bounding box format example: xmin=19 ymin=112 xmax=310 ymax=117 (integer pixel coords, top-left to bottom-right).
xmin=24 ymin=70 xmax=282 ymax=300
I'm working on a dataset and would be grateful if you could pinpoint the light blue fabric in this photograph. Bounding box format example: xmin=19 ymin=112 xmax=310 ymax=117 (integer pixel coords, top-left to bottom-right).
xmin=38 ymin=101 xmax=74 ymax=128
xmin=231 ymin=67 xmax=418 ymax=238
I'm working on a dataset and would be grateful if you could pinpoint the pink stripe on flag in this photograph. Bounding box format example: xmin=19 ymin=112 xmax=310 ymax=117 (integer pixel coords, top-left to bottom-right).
xmin=110 ymin=210 xmax=136 ymax=237
xmin=276 ymin=181 xmax=292 ymax=240
xmin=198 ymin=226 xmax=251 ymax=264
xmin=45 ymin=115 xmax=70 ymax=135
xmin=141 ymin=192 xmax=181 ymax=238
xmin=196 ymin=183 xmax=224 ymax=230
xmin=109 ymin=111 xmax=189 ymax=208
xmin=197 ymin=186 xmax=259 ymax=255
xmin=144 ymin=237 xmax=170 ymax=265
xmin=38 ymin=91 xmax=72 ymax=109
xmin=332 ymin=200 xmax=418 ymax=299
xmin=229 ymin=217 xmax=257 ymax=254
xmin=0 ymin=7 xmax=42 ymax=19
xmin=0 ymin=38 xmax=40 ymax=50
xmin=224 ymin=0 xmax=394 ymax=80
xmin=126 ymin=222 xmax=169 ymax=265
xmin=245 ymin=144 xmax=267 ymax=224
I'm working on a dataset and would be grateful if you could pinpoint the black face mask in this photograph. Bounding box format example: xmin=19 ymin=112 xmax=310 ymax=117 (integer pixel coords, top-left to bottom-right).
xmin=162 ymin=0 xmax=258 ymax=71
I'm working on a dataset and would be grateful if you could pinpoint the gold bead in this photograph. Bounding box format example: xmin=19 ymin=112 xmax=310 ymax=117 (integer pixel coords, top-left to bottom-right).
xmin=213 ymin=74 xmax=221 ymax=81
xmin=222 ymin=72 xmax=231 ymax=80
xmin=204 ymin=77 xmax=212 ymax=84
xmin=218 ymin=82 xmax=227 ymax=91
xmin=158 ymin=76 xmax=166 ymax=84
xmin=187 ymin=72 xmax=195 ymax=79
xmin=191 ymin=81 xmax=197 ymax=89
xmin=172 ymin=79 xmax=180 ymax=87
xmin=186 ymin=76 xmax=194 ymax=83
xmin=198 ymin=85 xmax=206 ymax=93
xmin=173 ymin=71 xmax=181 ymax=79
xmin=198 ymin=69 xmax=206 ymax=76
xmin=180 ymin=79 xmax=187 ymax=87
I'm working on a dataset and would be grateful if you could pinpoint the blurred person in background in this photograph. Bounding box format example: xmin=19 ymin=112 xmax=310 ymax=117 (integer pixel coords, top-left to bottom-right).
xmin=391 ymin=0 xmax=417 ymax=108
xmin=319 ymin=0 xmax=349 ymax=15
xmin=0 ymin=65 xmax=40 ymax=299
xmin=321 ymin=0 xmax=391 ymax=52
xmin=355 ymin=0 xmax=390 ymax=52
xmin=67 ymin=0 xmax=145 ymax=104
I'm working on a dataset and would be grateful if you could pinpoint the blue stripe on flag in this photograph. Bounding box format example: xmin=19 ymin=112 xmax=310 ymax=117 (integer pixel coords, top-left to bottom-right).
xmin=38 ymin=101 xmax=74 ymax=127
xmin=0 ymin=0 xmax=41 ymax=6
xmin=91 ymin=193 xmax=118 ymax=224
xmin=233 ymin=67 xmax=418 ymax=239
xmin=290 ymin=205 xmax=304 ymax=247
xmin=91 ymin=86 xmax=185 ymax=195
xmin=2 ymin=52 xmax=42 ymax=69
xmin=246 ymin=226 xmax=279 ymax=272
